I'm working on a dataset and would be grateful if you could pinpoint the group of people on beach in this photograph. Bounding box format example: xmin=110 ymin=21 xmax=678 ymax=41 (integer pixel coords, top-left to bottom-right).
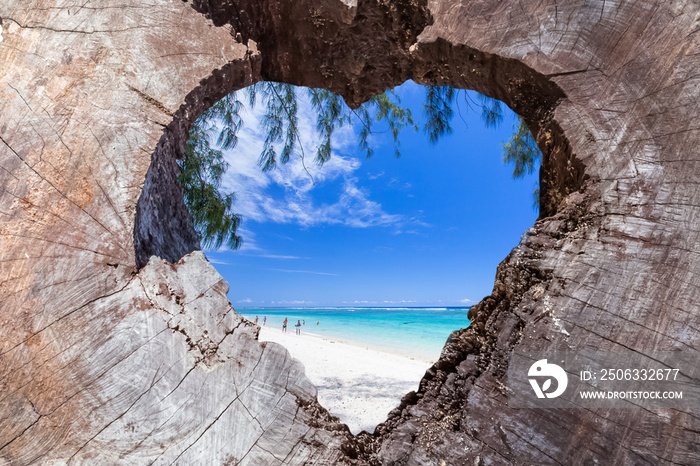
xmin=253 ymin=315 xmax=266 ymax=326
xmin=282 ymin=318 xmax=303 ymax=335
xmin=253 ymin=315 xmax=319 ymax=335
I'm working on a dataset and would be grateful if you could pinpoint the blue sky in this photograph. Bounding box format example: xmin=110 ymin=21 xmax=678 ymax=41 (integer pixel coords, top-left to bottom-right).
xmin=204 ymin=81 xmax=539 ymax=308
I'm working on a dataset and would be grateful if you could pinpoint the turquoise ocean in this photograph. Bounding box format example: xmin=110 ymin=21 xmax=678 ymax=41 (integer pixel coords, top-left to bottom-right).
xmin=239 ymin=307 xmax=471 ymax=362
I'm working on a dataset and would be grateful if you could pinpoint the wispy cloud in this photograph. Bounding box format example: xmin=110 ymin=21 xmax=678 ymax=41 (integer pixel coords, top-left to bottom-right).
xmin=216 ymin=93 xmax=417 ymax=233
xmin=460 ymin=298 xmax=472 ymax=303
xmin=342 ymin=299 xmax=418 ymax=305
xmin=256 ymin=254 xmax=304 ymax=260
xmin=388 ymin=178 xmax=412 ymax=190
xmin=238 ymin=298 xmax=253 ymax=303
xmin=268 ymin=268 xmax=338 ymax=276
xmin=206 ymin=257 xmax=230 ymax=265
xmin=272 ymin=300 xmax=315 ymax=305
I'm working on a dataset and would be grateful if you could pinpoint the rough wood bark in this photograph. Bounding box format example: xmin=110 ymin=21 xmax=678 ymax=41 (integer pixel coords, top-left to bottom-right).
xmin=1 ymin=0 xmax=698 ymax=464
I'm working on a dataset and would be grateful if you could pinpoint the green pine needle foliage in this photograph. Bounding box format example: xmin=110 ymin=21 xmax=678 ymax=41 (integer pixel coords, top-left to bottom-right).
xmin=365 ymin=91 xmax=418 ymax=158
xmin=423 ymin=85 xmax=455 ymax=143
xmin=258 ymin=82 xmax=299 ymax=171
xmin=478 ymin=93 xmax=504 ymax=128
xmin=309 ymin=88 xmax=349 ymax=163
xmin=179 ymin=82 xmax=543 ymax=250
xmin=503 ymin=117 xmax=541 ymax=179
xmin=532 ymin=184 xmax=540 ymax=210
xmin=177 ymin=129 xmax=241 ymax=250
xmin=503 ymin=117 xmax=542 ymax=209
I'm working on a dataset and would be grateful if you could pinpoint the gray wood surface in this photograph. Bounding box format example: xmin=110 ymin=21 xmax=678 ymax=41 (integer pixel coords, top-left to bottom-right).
xmin=1 ymin=0 xmax=697 ymax=464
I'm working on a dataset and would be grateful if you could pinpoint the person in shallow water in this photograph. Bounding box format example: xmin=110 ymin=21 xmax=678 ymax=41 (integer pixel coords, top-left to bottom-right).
xmin=295 ymin=320 xmax=302 ymax=335
xmin=263 ymin=316 xmax=266 ymax=326
xmin=282 ymin=318 xmax=288 ymax=333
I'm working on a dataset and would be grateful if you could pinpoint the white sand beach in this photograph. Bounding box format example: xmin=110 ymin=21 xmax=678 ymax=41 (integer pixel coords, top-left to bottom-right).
xmin=257 ymin=326 xmax=434 ymax=434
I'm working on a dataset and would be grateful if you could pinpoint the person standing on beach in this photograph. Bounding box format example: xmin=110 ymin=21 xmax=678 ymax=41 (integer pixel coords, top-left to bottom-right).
xmin=254 ymin=316 xmax=258 ymax=325
xmin=282 ymin=318 xmax=288 ymax=333
xmin=295 ymin=320 xmax=301 ymax=335
xmin=263 ymin=316 xmax=266 ymax=326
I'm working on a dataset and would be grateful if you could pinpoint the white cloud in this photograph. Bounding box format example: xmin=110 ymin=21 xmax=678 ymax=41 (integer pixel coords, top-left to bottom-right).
xmin=215 ymin=92 xmax=411 ymax=232
xmin=238 ymin=298 xmax=253 ymax=303
xmin=346 ymin=299 xmax=417 ymax=305
xmin=256 ymin=254 xmax=304 ymax=260
xmin=206 ymin=257 xmax=230 ymax=265
xmin=268 ymin=268 xmax=338 ymax=276
xmin=460 ymin=298 xmax=472 ymax=303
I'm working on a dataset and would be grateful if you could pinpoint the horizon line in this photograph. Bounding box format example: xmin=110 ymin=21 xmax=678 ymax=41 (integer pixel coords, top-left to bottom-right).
xmin=235 ymin=305 xmax=472 ymax=309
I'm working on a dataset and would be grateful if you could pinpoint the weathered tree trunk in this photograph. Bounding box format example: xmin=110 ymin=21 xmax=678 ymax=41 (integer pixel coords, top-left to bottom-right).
xmin=1 ymin=0 xmax=698 ymax=464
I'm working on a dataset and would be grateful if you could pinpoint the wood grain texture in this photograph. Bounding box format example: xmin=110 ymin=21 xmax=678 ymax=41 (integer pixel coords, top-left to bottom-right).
xmin=1 ymin=0 xmax=698 ymax=464
xmin=0 ymin=1 xmax=354 ymax=464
